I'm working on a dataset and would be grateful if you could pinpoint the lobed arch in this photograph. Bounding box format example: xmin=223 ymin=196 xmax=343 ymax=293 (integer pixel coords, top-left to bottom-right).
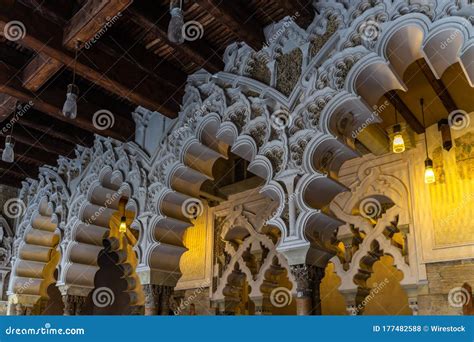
xmin=7 ymin=167 xmax=70 ymax=313
xmin=7 ymin=0 xmax=474 ymax=315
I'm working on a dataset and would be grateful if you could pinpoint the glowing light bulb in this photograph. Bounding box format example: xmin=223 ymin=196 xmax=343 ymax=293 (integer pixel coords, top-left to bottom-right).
xmin=392 ymin=124 xmax=405 ymax=153
xmin=2 ymin=136 xmax=14 ymax=163
xmin=424 ymin=158 xmax=435 ymax=184
xmin=168 ymin=7 xmax=184 ymax=44
xmin=119 ymin=216 xmax=127 ymax=233
xmin=62 ymin=84 xmax=79 ymax=119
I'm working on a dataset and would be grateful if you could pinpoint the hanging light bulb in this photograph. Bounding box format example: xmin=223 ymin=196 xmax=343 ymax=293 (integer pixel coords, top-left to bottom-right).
xmin=63 ymin=41 xmax=80 ymax=119
xmin=2 ymin=135 xmax=14 ymax=163
xmin=168 ymin=0 xmax=184 ymax=44
xmin=119 ymin=216 xmax=127 ymax=233
xmin=391 ymin=107 xmax=405 ymax=153
xmin=420 ymin=98 xmax=435 ymax=184
xmin=392 ymin=124 xmax=405 ymax=153
xmin=424 ymin=158 xmax=435 ymax=184
xmin=62 ymin=84 xmax=79 ymax=119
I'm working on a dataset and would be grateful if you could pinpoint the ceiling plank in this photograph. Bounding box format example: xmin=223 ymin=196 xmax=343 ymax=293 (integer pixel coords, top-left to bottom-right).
xmin=0 ymin=176 xmax=22 ymax=188
xmin=0 ymin=161 xmax=38 ymax=178
xmin=18 ymin=111 xmax=94 ymax=146
xmin=385 ymin=90 xmax=425 ymax=134
xmin=3 ymin=140 xmax=58 ymax=165
xmin=0 ymin=0 xmax=180 ymax=116
xmin=127 ymin=8 xmax=223 ymax=73
xmin=416 ymin=59 xmax=457 ymax=114
xmin=0 ymin=62 xmax=134 ymax=140
xmin=11 ymin=126 xmax=74 ymax=156
xmin=63 ymin=0 xmax=134 ymax=50
xmin=272 ymin=0 xmax=314 ymax=27
xmin=194 ymin=0 xmax=264 ymax=51
xmin=22 ymin=53 xmax=63 ymax=92
xmin=0 ymin=94 xmax=17 ymax=122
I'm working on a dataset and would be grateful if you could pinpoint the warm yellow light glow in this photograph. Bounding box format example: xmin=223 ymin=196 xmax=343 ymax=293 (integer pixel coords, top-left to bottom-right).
xmin=392 ymin=133 xmax=405 ymax=153
xmin=119 ymin=216 xmax=127 ymax=233
xmin=424 ymin=159 xmax=435 ymax=184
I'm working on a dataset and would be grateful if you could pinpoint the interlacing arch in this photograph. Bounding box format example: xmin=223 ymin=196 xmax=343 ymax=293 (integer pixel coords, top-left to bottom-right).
xmin=6 ymin=0 xmax=474 ymax=315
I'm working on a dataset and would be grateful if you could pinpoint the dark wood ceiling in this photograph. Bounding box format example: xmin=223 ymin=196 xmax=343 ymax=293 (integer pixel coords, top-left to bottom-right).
xmin=0 ymin=0 xmax=314 ymax=187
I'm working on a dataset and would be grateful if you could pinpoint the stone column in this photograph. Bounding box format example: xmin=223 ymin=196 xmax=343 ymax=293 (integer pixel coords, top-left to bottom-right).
xmin=143 ymin=284 xmax=159 ymax=315
xmin=15 ymin=303 xmax=25 ymax=316
xmin=143 ymin=284 xmax=173 ymax=315
xmin=312 ymin=267 xmax=325 ymax=315
xmin=159 ymin=286 xmax=172 ymax=315
xmin=62 ymin=295 xmax=86 ymax=316
xmin=290 ymin=264 xmax=325 ymax=315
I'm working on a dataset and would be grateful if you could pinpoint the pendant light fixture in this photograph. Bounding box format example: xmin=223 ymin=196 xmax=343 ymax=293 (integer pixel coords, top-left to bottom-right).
xmin=420 ymin=98 xmax=435 ymax=184
xmin=392 ymin=107 xmax=405 ymax=153
xmin=168 ymin=0 xmax=184 ymax=44
xmin=2 ymin=135 xmax=14 ymax=163
xmin=62 ymin=41 xmax=80 ymax=119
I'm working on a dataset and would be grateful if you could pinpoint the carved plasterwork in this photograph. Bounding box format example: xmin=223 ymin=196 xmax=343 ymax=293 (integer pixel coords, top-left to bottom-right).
xmin=8 ymin=0 xmax=474 ymax=301
xmin=210 ymin=191 xmax=295 ymax=311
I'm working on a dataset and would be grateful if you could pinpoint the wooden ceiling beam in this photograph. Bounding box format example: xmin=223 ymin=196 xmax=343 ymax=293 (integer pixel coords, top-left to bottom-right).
xmin=0 ymin=162 xmax=38 ymax=179
xmin=127 ymin=8 xmax=224 ymax=73
xmin=385 ymin=90 xmax=425 ymax=134
xmin=18 ymin=110 xmax=94 ymax=146
xmin=0 ymin=94 xmax=18 ymax=122
xmin=63 ymin=0 xmax=133 ymax=50
xmin=0 ymin=0 xmax=180 ymax=116
xmin=22 ymin=53 xmax=63 ymax=92
xmin=0 ymin=175 xmax=22 ymax=188
xmin=194 ymin=0 xmax=265 ymax=51
xmin=11 ymin=126 xmax=74 ymax=156
xmin=0 ymin=62 xmax=134 ymax=140
xmin=3 ymin=141 xmax=58 ymax=166
xmin=416 ymin=59 xmax=457 ymax=114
